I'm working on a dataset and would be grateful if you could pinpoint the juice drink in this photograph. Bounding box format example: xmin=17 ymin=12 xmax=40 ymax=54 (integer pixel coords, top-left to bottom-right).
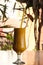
xmin=13 ymin=28 xmax=26 ymax=54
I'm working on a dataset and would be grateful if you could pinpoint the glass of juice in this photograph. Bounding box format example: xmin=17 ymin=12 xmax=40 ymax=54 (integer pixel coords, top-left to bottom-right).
xmin=13 ymin=28 xmax=27 ymax=64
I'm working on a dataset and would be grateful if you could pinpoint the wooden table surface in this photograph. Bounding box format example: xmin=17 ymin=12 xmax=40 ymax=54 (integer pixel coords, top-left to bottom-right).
xmin=22 ymin=50 xmax=43 ymax=65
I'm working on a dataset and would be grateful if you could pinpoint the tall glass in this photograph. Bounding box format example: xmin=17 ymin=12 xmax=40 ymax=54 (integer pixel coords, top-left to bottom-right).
xmin=13 ymin=28 xmax=26 ymax=64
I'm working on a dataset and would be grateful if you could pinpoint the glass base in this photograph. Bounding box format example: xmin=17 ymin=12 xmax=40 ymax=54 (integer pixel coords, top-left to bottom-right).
xmin=13 ymin=53 xmax=25 ymax=64
xmin=13 ymin=59 xmax=25 ymax=64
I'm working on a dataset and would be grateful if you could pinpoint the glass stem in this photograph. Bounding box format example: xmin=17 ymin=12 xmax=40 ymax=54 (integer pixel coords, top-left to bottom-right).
xmin=17 ymin=53 xmax=21 ymax=63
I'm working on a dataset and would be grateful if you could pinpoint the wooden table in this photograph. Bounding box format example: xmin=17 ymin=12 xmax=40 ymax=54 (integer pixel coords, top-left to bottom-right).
xmin=22 ymin=50 xmax=43 ymax=65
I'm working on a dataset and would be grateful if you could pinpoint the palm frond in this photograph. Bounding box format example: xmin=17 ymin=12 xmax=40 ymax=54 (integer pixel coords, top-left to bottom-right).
xmin=13 ymin=2 xmax=16 ymax=12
